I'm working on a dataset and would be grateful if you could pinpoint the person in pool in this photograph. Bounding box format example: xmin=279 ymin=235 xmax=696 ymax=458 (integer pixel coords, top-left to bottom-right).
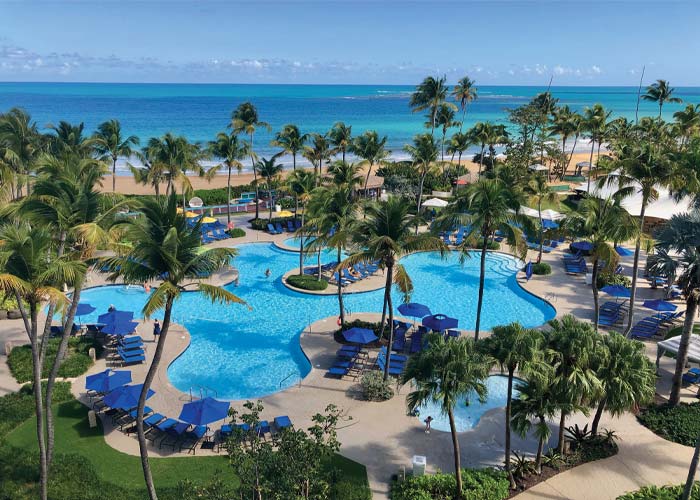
xmin=265 ymin=268 xmax=271 ymax=278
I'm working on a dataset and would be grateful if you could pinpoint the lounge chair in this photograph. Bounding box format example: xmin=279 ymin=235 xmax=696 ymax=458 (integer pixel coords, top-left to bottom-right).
xmin=146 ymin=417 xmax=177 ymax=444
xmin=294 ymin=219 xmax=302 ymax=229
xmin=256 ymin=420 xmax=271 ymax=438
xmin=683 ymin=368 xmax=700 ymax=385
xmin=392 ymin=330 xmax=406 ymax=352
xmin=213 ymin=228 xmax=230 ymax=240
xmin=342 ymin=269 xmax=360 ymax=282
xmin=446 ymin=329 xmax=460 ymax=339
xmin=116 ymin=348 xmax=145 ymax=366
xmin=376 ymin=356 xmax=404 ymax=376
xmin=442 ymin=232 xmax=452 ymax=245
xmin=160 ymin=422 xmax=190 ymax=449
xmin=274 ymin=222 xmax=285 ymax=233
xmin=217 ymin=424 xmax=233 ymax=451
xmin=274 ymin=415 xmax=293 ymax=432
xmin=181 ymin=425 xmax=208 ymax=454
xmin=331 ymin=272 xmax=351 ymax=287
xmin=267 ymin=223 xmax=281 ymax=235
xmin=380 ymin=346 xmax=407 ymax=362
xmin=114 ymin=406 xmax=153 ymax=430
xmin=286 ymin=221 xmax=295 ymax=232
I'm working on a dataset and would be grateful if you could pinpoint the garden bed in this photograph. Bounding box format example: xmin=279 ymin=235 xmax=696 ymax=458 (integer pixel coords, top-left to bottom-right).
xmin=617 ymin=483 xmax=700 ymax=499
xmin=8 ymin=336 xmax=103 ymax=383
xmin=637 ymin=402 xmax=700 ymax=446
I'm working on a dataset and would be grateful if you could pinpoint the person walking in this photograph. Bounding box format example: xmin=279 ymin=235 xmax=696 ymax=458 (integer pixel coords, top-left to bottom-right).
xmin=153 ymin=319 xmax=161 ymax=341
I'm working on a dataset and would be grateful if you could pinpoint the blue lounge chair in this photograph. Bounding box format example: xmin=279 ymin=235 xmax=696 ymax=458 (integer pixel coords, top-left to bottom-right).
xmin=286 ymin=221 xmax=295 ymax=232
xmin=160 ymin=422 xmax=190 ymax=449
xmin=274 ymin=222 xmax=284 ymax=233
xmin=181 ymin=425 xmax=208 ymax=454
xmin=267 ymin=223 xmax=280 ymax=235
xmin=146 ymin=417 xmax=177 ymax=444
xmin=342 ymin=269 xmax=360 ymax=282
xmin=294 ymin=219 xmax=302 ymax=229
xmin=442 ymin=233 xmax=452 ymax=245
xmin=683 ymin=368 xmax=700 ymax=385
xmin=392 ymin=331 xmax=406 ymax=352
xmin=447 ymin=329 xmax=460 ymax=339
xmin=331 ymin=272 xmax=351 ymax=287
xmin=274 ymin=415 xmax=293 ymax=431
xmin=117 ymin=349 xmax=145 ymax=365
xmin=377 ymin=357 xmax=404 ymax=376
xmin=380 ymin=346 xmax=407 ymax=362
xmin=256 ymin=420 xmax=271 ymax=438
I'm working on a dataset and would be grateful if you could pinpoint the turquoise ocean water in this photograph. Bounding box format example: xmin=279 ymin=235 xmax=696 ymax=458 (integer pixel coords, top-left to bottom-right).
xmin=1 ymin=82 xmax=699 ymax=172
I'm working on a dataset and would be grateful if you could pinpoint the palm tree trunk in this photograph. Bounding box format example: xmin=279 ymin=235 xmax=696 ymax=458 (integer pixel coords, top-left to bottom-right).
xmin=591 ymin=396 xmax=607 ymax=436
xmin=625 ymin=202 xmax=646 ymax=337
xmin=383 ymin=264 xmax=395 ymax=381
xmin=670 ymin=295 xmax=698 ymax=405
xmin=505 ymin=369 xmax=516 ymax=489
xmin=586 ymin=138 xmax=595 ymax=192
xmin=474 ymin=234 xmax=488 ymax=340
xmin=317 ymin=249 xmax=321 ymax=280
xmin=478 ymin=145 xmax=485 ymax=175
xmin=568 ymin=134 xmax=579 ymax=177
xmin=683 ymin=431 xmax=700 ymax=500
xmin=337 ymin=247 xmax=345 ymax=328
xmin=112 ymin=157 xmax=117 ymax=193
xmin=27 ymin=302 xmax=48 ymax=500
xmin=441 ymin=130 xmax=446 ymax=163
xmin=363 ymin=162 xmax=374 ymax=194
xmin=380 ymin=284 xmax=388 ymax=339
xmin=592 ymin=257 xmax=600 ymax=332
xmin=448 ymin=408 xmax=463 ymax=498
xmin=416 ymin=172 xmax=426 ymax=216
xmin=560 ymin=137 xmax=567 ymax=180
xmin=136 ymin=296 xmax=174 ymax=500
xmin=537 ymin=201 xmax=544 ymax=264
xmin=293 ymin=154 xmax=299 ymax=220
xmin=557 ymin=411 xmax=567 ymax=454
xmin=251 ymin=133 xmax=259 ymax=220
xmin=226 ymin=163 xmax=232 ymax=227
xmin=535 ymin=416 xmax=546 ymax=474
xmin=298 ymin=209 xmax=305 ymax=275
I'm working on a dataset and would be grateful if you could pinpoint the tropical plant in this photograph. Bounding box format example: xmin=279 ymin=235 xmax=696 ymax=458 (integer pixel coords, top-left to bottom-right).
xmin=231 ymin=102 xmax=270 ymax=219
xmin=409 ymin=75 xmax=454 ymax=135
xmin=549 ymin=106 xmax=582 ymax=179
xmin=581 ymin=104 xmax=610 ymax=191
xmin=484 ymin=323 xmax=543 ymax=488
xmin=446 ymin=131 xmax=473 ymax=166
xmin=341 ymin=197 xmax=447 ymax=378
xmin=643 ymin=79 xmax=682 ymax=117
xmin=254 ymin=157 xmax=283 ymax=220
xmin=436 ymin=177 xmax=525 ymax=339
xmin=0 ymin=108 xmax=42 ymax=199
xmin=351 ymin=130 xmax=390 ymax=192
xmin=47 ymin=121 xmax=94 ymax=160
xmin=402 ymin=334 xmax=492 ymax=498
xmin=208 ymin=131 xmax=249 ymax=226
xmin=326 ymin=160 xmax=362 ymax=190
xmin=287 ymin=169 xmax=317 ymax=274
xmin=433 ymin=103 xmax=458 ymax=162
xmin=303 ymin=133 xmax=332 ymax=180
xmin=102 ymin=193 xmax=247 ymax=500
xmin=92 ymin=119 xmax=139 ymax=193
xmin=452 ymin=76 xmax=478 ymax=132
xmin=524 ymin=174 xmax=558 ymax=263
xmin=674 ymin=104 xmax=700 ymax=148
xmin=404 ymin=133 xmax=439 ymax=214
xmin=328 ymin=122 xmax=353 ymax=164
xmin=272 ymin=124 xmax=307 ymax=216
xmin=468 ymin=122 xmax=490 ymax=175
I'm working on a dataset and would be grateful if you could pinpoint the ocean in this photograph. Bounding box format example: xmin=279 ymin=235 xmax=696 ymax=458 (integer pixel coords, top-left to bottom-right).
xmin=1 ymin=82 xmax=699 ymax=173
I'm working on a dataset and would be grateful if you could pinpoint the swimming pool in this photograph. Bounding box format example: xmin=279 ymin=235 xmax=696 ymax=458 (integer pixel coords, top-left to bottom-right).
xmin=417 ymin=375 xmax=522 ymax=432
xmin=282 ymin=236 xmax=315 ymax=250
xmin=79 ymin=244 xmax=554 ymax=400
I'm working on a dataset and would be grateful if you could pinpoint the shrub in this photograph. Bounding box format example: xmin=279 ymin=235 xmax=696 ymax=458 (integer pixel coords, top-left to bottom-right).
xmin=334 ymin=320 xmax=383 ymax=343
xmin=250 ymin=217 xmax=294 ymax=231
xmin=637 ymin=403 xmax=700 ymax=446
xmin=532 ymin=262 xmax=552 ymax=275
xmin=8 ymin=337 xmax=100 ymax=383
xmin=360 ymin=370 xmax=394 ymax=401
xmin=468 ymin=238 xmax=500 ymax=250
xmin=226 ymin=227 xmax=246 ymax=238
xmin=287 ymin=274 xmax=328 ymax=291
xmin=596 ymin=272 xmax=631 ymax=290
xmin=617 ymin=483 xmax=700 ymax=499
xmin=391 ymin=468 xmax=509 ymax=500
xmin=329 ymin=481 xmax=372 ymax=500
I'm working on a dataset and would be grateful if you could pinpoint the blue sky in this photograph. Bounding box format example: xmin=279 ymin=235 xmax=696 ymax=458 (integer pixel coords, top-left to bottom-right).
xmin=0 ymin=1 xmax=697 ymax=85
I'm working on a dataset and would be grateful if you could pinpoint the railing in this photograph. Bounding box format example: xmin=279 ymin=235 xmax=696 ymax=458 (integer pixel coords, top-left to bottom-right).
xmin=278 ymin=371 xmax=300 ymax=389
xmin=545 ymin=292 xmax=557 ymax=303
xmin=189 ymin=385 xmax=218 ymax=401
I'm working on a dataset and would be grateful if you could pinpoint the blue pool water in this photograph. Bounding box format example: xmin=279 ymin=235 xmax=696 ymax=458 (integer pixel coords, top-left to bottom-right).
xmin=283 ymin=236 xmax=314 ymax=250
xmin=417 ymin=375 xmax=522 ymax=433
xmin=79 ymin=244 xmax=554 ymax=400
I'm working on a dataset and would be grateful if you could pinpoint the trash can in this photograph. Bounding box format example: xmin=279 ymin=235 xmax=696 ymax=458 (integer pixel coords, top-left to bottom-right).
xmin=412 ymin=455 xmax=426 ymax=476
xmin=585 ymin=273 xmax=593 ymax=285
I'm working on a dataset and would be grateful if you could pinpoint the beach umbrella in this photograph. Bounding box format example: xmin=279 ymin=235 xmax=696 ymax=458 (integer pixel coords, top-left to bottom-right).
xmin=185 ymin=211 xmax=199 ymax=218
xmin=201 ymin=217 xmax=217 ymax=224
xmin=85 ymin=369 xmax=131 ymax=393
xmin=601 ymin=285 xmax=631 ymax=298
xmin=98 ymin=310 xmax=134 ymax=324
xmin=525 ymin=261 xmax=533 ymax=281
xmin=540 ymin=209 xmax=564 ymax=221
xmin=422 ymin=314 xmax=458 ymax=332
xmin=398 ymin=302 xmax=431 ymax=319
xmin=277 ymin=210 xmax=294 ymax=218
xmin=100 ymin=320 xmax=139 ymax=336
xmin=422 ymin=198 xmax=449 ymax=208
xmin=179 ymin=397 xmax=230 ymax=425
xmin=542 ymin=219 xmax=559 ymax=230
xmin=643 ymin=299 xmax=677 ymax=312
xmin=528 ymin=163 xmax=548 ymax=172
xmin=76 ymin=303 xmax=96 ymax=316
xmin=103 ymin=384 xmax=155 ymax=410
xmin=342 ymin=327 xmax=378 ymax=345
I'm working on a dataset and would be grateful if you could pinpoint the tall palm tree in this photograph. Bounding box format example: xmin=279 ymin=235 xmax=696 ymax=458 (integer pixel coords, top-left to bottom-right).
xmin=409 ymin=75 xmax=454 ymax=136
xmin=287 ymin=169 xmax=317 ymax=273
xmin=404 ymin=133 xmax=439 ymax=215
xmin=103 ymin=193 xmax=247 ymax=500
xmin=303 ymin=133 xmax=332 ymax=180
xmin=485 ymin=124 xmax=509 ymax=172
xmin=272 ymin=124 xmax=307 ymax=217
xmin=436 ymin=178 xmax=526 ymax=339
xmin=0 ymin=223 xmax=85 ymax=500
xmin=549 ymin=106 xmax=581 ymax=179
xmin=208 ymin=131 xmax=249 ymax=227
xmin=648 ymin=211 xmax=700 ymax=405
xmin=452 ymin=76 xmax=478 ymax=132
xmin=231 ymin=102 xmax=270 ymax=220
xmin=350 ymin=130 xmax=390 ymax=193
xmin=254 ymin=157 xmax=283 ymax=220
xmin=326 ymin=160 xmax=362 ymax=190
xmin=684 ymin=434 xmax=700 ymax=500
xmin=47 ymin=121 xmax=94 ymax=159
xmin=582 ymin=104 xmax=610 ymax=191
xmin=433 ymin=103 xmax=458 ymax=162
xmin=143 ymin=133 xmax=205 ymax=203
xmin=446 ymin=131 xmax=473 ymax=166
xmin=341 ymin=197 xmax=447 ymax=379
xmin=673 ymin=104 xmax=700 ymax=148
xmin=328 ymin=122 xmax=353 ymax=164
xmin=524 ymin=174 xmax=558 ymax=263
xmin=403 ymin=334 xmax=492 ymax=498
xmin=468 ymin=122 xmax=489 ymax=175
xmin=642 ymin=79 xmax=682 ymax=118
xmin=484 ymin=323 xmax=543 ymax=489
xmin=589 ymin=332 xmax=655 ymax=435
xmin=563 ymin=196 xmax=638 ymax=331
xmin=92 ymin=119 xmax=139 ymax=193
xmin=0 ymin=108 xmax=41 ymax=199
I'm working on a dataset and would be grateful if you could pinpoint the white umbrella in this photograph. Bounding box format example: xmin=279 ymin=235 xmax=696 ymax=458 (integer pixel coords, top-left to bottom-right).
xmin=540 ymin=209 xmax=565 ymax=220
xmin=528 ymin=163 xmax=548 ymax=172
xmin=495 ymin=153 xmax=507 ymax=160
xmin=576 ymin=161 xmax=593 ymax=168
xmin=422 ymin=197 xmax=449 ymax=208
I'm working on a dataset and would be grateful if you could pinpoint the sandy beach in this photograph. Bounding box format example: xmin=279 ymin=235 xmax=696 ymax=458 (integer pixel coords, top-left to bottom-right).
xmin=105 ymin=152 xmax=597 ymax=195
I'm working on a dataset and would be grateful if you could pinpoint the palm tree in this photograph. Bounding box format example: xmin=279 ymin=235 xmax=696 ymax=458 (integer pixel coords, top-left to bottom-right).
xmin=549 ymin=106 xmax=581 ymax=179
xmin=350 ymin=130 xmax=390 ymax=193
xmin=409 ymin=75 xmax=454 ymax=136
xmin=328 ymin=122 xmax=353 ymax=164
xmin=208 ymin=131 xmax=249 ymax=227
xmin=143 ymin=133 xmax=205 ymax=204
xmin=546 ymin=315 xmax=602 ymax=453
xmin=446 ymin=131 xmax=473 ymax=165
xmin=403 ymin=334 xmax=492 ymax=498
xmin=254 ymin=157 xmax=283 ymax=220
xmin=0 ymin=108 xmax=41 ymax=199
xmin=0 ymin=223 xmax=85 ymax=500
xmin=272 ymin=124 xmax=307 ymax=217
xmin=47 ymin=121 xmax=94 ymax=159
xmin=433 ymin=103 xmax=458 ymax=162
xmin=484 ymin=323 xmax=543 ymax=489
xmin=642 ymin=79 xmax=682 ymax=117
xmin=673 ymin=104 xmax=700 ymax=147
xmin=468 ymin=122 xmax=489 ymax=175
xmin=684 ymin=433 xmax=700 ymax=500
xmin=303 ymin=133 xmax=332 ymax=180
xmin=485 ymin=124 xmax=509 ymax=172
xmin=582 ymin=104 xmax=610 ymax=191
xmin=342 ymin=197 xmax=447 ymax=379
xmin=103 ymin=193 xmax=247 ymax=500
xmin=563 ymin=196 xmax=638 ymax=331
xmin=404 ymin=133 xmax=439 ymax=215
xmin=590 ymin=332 xmax=655 ymax=435
xmin=231 ymin=102 xmax=270 ymax=219
xmin=326 ymin=160 xmax=362 ymax=190
xmin=648 ymin=211 xmax=700 ymax=405
xmin=92 ymin=119 xmax=139 ymax=193
xmin=436 ymin=178 xmax=526 ymax=339
xmin=452 ymin=76 xmax=478 ymax=133
xmin=524 ymin=174 xmax=558 ymax=263
xmin=287 ymin=169 xmax=317 ymax=274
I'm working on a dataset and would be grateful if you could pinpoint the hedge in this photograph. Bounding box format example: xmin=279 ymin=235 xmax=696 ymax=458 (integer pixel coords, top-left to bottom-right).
xmin=637 ymin=403 xmax=700 ymax=446
xmin=617 ymin=483 xmax=700 ymax=499
xmin=8 ymin=337 xmax=101 ymax=383
xmin=532 ymin=262 xmax=552 ymax=275
xmin=391 ymin=468 xmax=509 ymax=500
xmin=597 ymin=272 xmax=631 ymax=290
xmin=226 ymin=228 xmax=246 ymax=238
xmin=287 ymin=274 xmax=328 ymax=291
xmin=250 ymin=217 xmax=295 ymax=231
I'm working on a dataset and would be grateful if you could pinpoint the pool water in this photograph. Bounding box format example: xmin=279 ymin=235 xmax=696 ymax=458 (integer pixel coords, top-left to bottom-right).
xmin=283 ymin=236 xmax=313 ymax=249
xmin=79 ymin=244 xmax=554 ymax=400
xmin=417 ymin=375 xmax=522 ymax=432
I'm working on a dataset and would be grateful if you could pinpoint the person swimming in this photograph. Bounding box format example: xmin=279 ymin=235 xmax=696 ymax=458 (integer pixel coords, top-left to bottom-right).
xmin=265 ymin=268 xmax=271 ymax=278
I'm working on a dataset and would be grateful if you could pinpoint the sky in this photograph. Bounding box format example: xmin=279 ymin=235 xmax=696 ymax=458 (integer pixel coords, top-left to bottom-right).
xmin=0 ymin=0 xmax=698 ymax=85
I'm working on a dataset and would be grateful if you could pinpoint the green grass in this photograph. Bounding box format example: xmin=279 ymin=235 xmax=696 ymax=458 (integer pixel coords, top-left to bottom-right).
xmin=637 ymin=402 xmax=700 ymax=446
xmin=287 ymin=273 xmax=329 ymax=291
xmin=617 ymin=483 xmax=700 ymax=499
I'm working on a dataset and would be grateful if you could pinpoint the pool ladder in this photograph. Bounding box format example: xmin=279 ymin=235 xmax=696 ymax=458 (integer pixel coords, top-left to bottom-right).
xmin=545 ymin=292 xmax=557 ymax=303
xmin=189 ymin=385 xmax=218 ymax=401
xmin=279 ymin=371 xmax=302 ymax=389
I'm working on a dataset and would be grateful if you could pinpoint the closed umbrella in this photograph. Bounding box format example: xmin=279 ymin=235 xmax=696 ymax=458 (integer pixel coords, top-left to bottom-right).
xmin=422 ymin=314 xmax=458 ymax=332
xmin=179 ymin=397 xmax=230 ymax=425
xmin=103 ymin=384 xmax=155 ymax=410
xmin=643 ymin=299 xmax=677 ymax=312
xmin=85 ymin=369 xmax=131 ymax=393
xmin=342 ymin=327 xmax=378 ymax=345
xmin=525 ymin=261 xmax=533 ymax=281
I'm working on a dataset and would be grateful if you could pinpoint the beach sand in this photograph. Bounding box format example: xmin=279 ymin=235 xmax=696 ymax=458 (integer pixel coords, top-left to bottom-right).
xmin=105 ymin=152 xmax=596 ymax=195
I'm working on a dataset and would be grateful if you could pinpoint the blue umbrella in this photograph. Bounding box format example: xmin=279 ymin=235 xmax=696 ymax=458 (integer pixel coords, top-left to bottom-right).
xmin=100 ymin=320 xmax=139 ymax=336
xmin=422 ymin=314 xmax=458 ymax=332
xmin=76 ymin=303 xmax=96 ymax=316
xmin=103 ymin=384 xmax=155 ymax=410
xmin=643 ymin=299 xmax=677 ymax=312
xmin=342 ymin=327 xmax=378 ymax=345
xmin=98 ymin=310 xmax=134 ymax=324
xmin=525 ymin=261 xmax=533 ymax=281
xmin=601 ymin=285 xmax=631 ymax=298
xmin=398 ymin=302 xmax=431 ymax=319
xmin=542 ymin=219 xmax=559 ymax=230
xmin=179 ymin=397 xmax=230 ymax=425
xmin=85 ymin=369 xmax=131 ymax=393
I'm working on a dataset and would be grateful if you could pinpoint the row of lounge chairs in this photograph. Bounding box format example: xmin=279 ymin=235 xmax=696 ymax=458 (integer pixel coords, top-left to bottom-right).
xmin=630 ymin=311 xmax=685 ymax=339
xmin=440 ymin=226 xmax=472 ymax=246
xmin=563 ymin=252 xmax=589 ymax=274
xmin=201 ymin=227 xmax=230 ymax=244
xmin=107 ymin=335 xmax=146 ymax=366
xmin=330 ymin=261 xmax=379 ymax=287
xmin=327 ymin=345 xmax=367 ymax=379
xmin=599 ymin=302 xmax=627 ymax=327
xmin=376 ymin=346 xmax=407 ymax=376
xmin=218 ymin=415 xmax=293 ymax=451
xmin=267 ymin=220 xmax=302 ymax=234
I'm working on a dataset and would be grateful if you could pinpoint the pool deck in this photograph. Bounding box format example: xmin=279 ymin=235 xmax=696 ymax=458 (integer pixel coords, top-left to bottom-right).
xmin=1 ymin=219 xmax=698 ymax=499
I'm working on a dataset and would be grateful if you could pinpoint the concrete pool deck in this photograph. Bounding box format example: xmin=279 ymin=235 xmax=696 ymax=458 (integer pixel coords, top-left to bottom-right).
xmin=1 ymin=221 xmax=698 ymax=499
